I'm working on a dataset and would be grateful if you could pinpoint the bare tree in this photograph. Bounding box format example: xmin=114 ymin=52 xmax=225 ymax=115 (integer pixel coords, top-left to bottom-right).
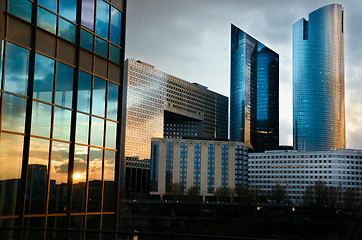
xmin=271 ymin=184 xmax=287 ymax=205
xmin=343 ymin=188 xmax=357 ymax=209
xmin=187 ymin=186 xmax=200 ymax=202
xmin=234 ymin=185 xmax=256 ymax=205
xmin=215 ymin=187 xmax=234 ymax=202
xmin=166 ymin=183 xmax=184 ymax=201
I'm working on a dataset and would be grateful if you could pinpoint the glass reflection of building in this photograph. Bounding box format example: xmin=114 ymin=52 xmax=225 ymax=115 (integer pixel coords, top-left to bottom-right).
xmin=230 ymin=24 xmax=279 ymax=152
xmin=0 ymin=0 xmax=126 ymax=238
xmin=293 ymin=4 xmax=345 ymax=151
xmin=124 ymin=59 xmax=229 ymax=183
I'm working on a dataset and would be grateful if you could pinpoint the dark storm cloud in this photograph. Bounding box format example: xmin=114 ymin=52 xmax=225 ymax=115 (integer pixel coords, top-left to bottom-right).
xmin=54 ymin=164 xmax=68 ymax=174
xmin=126 ymin=0 xmax=362 ymax=148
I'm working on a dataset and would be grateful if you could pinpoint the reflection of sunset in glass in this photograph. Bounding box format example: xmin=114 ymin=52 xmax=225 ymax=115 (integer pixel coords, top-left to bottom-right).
xmin=73 ymin=173 xmax=81 ymax=180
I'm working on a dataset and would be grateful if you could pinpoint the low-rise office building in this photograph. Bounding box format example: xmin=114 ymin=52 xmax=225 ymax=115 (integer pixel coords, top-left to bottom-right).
xmin=249 ymin=149 xmax=362 ymax=205
xmin=150 ymin=138 xmax=250 ymax=200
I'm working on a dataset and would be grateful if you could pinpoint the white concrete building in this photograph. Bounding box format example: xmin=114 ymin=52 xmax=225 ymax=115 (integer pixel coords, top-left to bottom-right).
xmin=249 ymin=149 xmax=362 ymax=204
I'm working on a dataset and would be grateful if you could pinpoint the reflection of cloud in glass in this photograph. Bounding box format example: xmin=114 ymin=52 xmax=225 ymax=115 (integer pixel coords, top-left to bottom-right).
xmin=81 ymin=0 xmax=95 ymax=30
xmin=104 ymin=150 xmax=115 ymax=181
xmin=74 ymin=146 xmax=88 ymax=183
xmin=0 ymin=133 xmax=24 ymax=180
xmin=59 ymin=18 xmax=76 ymax=43
xmin=34 ymin=53 xmax=54 ymax=102
xmin=107 ymin=82 xmax=119 ymax=120
xmin=110 ymin=7 xmax=122 ymax=46
xmin=89 ymin=148 xmax=102 ymax=181
xmin=4 ymin=42 xmax=29 ymax=95
xmin=2 ymin=94 xmax=27 ymax=133
xmin=91 ymin=117 xmax=104 ymax=147
xmin=59 ymin=0 xmax=77 ymax=22
xmin=50 ymin=142 xmax=69 ymax=184
xmin=54 ymin=164 xmax=68 ymax=174
xmin=29 ymin=137 xmax=50 ymax=166
xmin=37 ymin=7 xmax=57 ymax=34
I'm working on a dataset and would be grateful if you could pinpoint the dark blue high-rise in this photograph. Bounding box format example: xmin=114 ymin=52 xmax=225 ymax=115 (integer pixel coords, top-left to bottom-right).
xmin=230 ymin=24 xmax=279 ymax=152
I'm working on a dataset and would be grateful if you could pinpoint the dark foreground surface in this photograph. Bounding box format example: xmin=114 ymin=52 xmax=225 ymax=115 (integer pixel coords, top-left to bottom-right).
xmin=118 ymin=201 xmax=362 ymax=240
xmin=1 ymin=201 xmax=362 ymax=239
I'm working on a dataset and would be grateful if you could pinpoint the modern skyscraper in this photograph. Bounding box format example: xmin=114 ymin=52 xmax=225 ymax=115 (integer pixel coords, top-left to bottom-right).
xmin=230 ymin=24 xmax=279 ymax=152
xmin=293 ymin=4 xmax=345 ymax=151
xmin=123 ymin=59 xmax=228 ymax=172
xmin=0 ymin=0 xmax=126 ymax=238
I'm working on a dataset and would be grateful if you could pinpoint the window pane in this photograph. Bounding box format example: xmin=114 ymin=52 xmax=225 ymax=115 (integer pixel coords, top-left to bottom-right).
xmin=2 ymin=94 xmax=27 ymax=133
xmin=81 ymin=29 xmax=94 ymax=52
xmin=107 ymin=82 xmax=118 ymax=120
xmin=77 ymin=71 xmax=92 ymax=113
xmin=91 ymin=117 xmax=104 ymax=147
xmin=26 ymin=138 xmax=50 ymax=214
xmin=48 ymin=141 xmax=69 ymax=213
xmin=31 ymin=101 xmax=52 ymax=138
xmin=0 ymin=133 xmax=23 ymax=216
xmin=96 ymin=0 xmax=109 ymax=39
xmin=110 ymin=7 xmax=122 ymax=46
xmin=38 ymin=0 xmax=57 ymax=12
xmin=53 ymin=107 xmax=71 ymax=141
xmin=4 ymin=42 xmax=29 ymax=95
xmin=73 ymin=145 xmax=88 ymax=213
xmin=92 ymin=77 xmax=106 ymax=117
xmin=88 ymin=148 xmax=102 ymax=212
xmin=109 ymin=44 xmax=120 ymax=64
xmin=55 ymin=62 xmax=74 ymax=108
xmin=59 ymin=18 xmax=76 ymax=43
xmin=59 ymin=0 xmax=77 ymax=22
xmin=105 ymin=121 xmax=116 ymax=149
xmin=86 ymin=215 xmax=100 ymax=238
xmin=47 ymin=216 xmax=66 ymax=239
xmin=103 ymin=150 xmax=115 ymax=211
xmin=37 ymin=7 xmax=57 ymax=34
xmin=9 ymin=0 xmax=32 ymax=22
xmin=34 ymin=54 xmax=54 ymax=103
xmin=95 ymin=37 xmax=108 ymax=58
xmin=76 ymin=113 xmax=89 ymax=144
xmin=81 ymin=0 xmax=95 ymax=31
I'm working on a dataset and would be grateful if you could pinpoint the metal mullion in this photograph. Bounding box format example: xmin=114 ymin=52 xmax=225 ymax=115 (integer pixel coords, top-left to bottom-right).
xmin=19 ymin=0 xmax=38 ymax=235
xmin=43 ymin=48 xmax=57 ymax=235
xmin=43 ymin=133 xmax=52 ymax=238
xmin=99 ymin=148 xmax=105 ymax=238
xmin=115 ymin=0 xmax=128 ymax=224
xmin=83 ymin=145 xmax=90 ymax=240
xmin=0 ymin=38 xmax=7 ymax=132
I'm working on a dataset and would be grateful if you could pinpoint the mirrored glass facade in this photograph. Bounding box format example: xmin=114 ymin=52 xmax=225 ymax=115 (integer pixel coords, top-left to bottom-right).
xmin=293 ymin=4 xmax=345 ymax=151
xmin=0 ymin=0 xmax=126 ymax=237
xmin=124 ymin=59 xmax=228 ymax=171
xmin=230 ymin=24 xmax=279 ymax=152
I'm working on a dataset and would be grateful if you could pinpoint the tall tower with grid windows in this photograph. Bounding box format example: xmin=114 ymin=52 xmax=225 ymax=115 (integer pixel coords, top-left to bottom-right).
xmin=293 ymin=4 xmax=345 ymax=151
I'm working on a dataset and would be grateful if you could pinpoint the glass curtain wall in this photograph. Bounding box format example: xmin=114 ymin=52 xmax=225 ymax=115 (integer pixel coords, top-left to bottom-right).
xmin=0 ymin=0 xmax=126 ymax=238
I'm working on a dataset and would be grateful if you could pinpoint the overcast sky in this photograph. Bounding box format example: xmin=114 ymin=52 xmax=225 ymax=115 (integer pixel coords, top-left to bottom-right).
xmin=125 ymin=0 xmax=362 ymax=149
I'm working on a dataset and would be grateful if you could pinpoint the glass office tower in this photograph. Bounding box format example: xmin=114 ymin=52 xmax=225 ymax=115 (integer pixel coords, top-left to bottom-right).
xmin=293 ymin=4 xmax=345 ymax=151
xmin=230 ymin=24 xmax=279 ymax=152
xmin=124 ymin=59 xmax=228 ymax=181
xmin=0 ymin=0 xmax=126 ymax=238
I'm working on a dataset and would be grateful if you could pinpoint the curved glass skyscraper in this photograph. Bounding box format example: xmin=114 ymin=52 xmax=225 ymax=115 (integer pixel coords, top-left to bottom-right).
xmin=293 ymin=4 xmax=345 ymax=151
xmin=230 ymin=24 xmax=279 ymax=152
